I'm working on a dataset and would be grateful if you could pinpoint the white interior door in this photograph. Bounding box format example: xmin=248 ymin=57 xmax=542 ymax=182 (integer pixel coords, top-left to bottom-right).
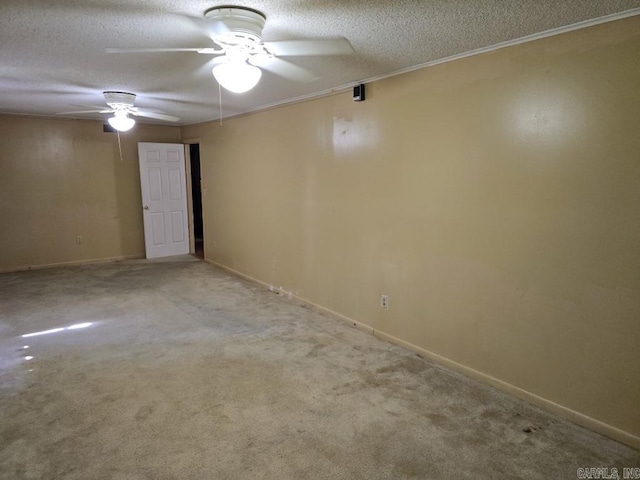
xmin=138 ymin=142 xmax=190 ymax=259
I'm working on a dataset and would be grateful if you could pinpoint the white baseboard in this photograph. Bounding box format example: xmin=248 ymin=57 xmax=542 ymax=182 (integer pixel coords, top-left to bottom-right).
xmin=0 ymin=254 xmax=144 ymax=273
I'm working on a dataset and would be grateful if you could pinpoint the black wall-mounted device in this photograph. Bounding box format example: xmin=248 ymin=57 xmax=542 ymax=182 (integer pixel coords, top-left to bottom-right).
xmin=353 ymin=84 xmax=365 ymax=102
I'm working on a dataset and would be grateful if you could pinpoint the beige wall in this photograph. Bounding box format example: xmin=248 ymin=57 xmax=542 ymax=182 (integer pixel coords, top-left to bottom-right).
xmin=0 ymin=116 xmax=181 ymax=271
xmin=182 ymin=16 xmax=640 ymax=445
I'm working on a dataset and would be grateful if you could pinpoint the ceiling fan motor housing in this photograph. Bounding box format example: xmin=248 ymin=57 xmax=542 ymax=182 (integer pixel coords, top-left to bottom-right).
xmin=103 ymin=91 xmax=136 ymax=109
xmin=204 ymin=7 xmax=266 ymax=45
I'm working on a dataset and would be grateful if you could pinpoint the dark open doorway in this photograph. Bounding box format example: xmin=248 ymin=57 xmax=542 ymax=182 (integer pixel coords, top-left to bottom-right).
xmin=190 ymin=143 xmax=204 ymax=259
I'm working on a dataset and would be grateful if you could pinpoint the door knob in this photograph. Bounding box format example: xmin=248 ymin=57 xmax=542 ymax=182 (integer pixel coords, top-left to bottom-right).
xmin=143 ymin=205 xmax=149 ymax=210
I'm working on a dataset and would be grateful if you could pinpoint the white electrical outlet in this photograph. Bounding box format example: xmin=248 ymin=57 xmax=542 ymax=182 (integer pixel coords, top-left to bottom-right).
xmin=381 ymin=294 xmax=389 ymax=309
xmin=76 ymin=235 xmax=82 ymax=245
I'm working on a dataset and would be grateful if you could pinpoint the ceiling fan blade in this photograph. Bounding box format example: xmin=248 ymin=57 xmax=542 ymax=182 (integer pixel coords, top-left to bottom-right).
xmin=106 ymin=47 xmax=207 ymax=53
xmin=196 ymin=48 xmax=227 ymax=55
xmin=57 ymin=109 xmax=113 ymax=115
xmin=252 ymin=57 xmax=320 ymax=83
xmin=130 ymin=110 xmax=180 ymax=122
xmin=77 ymin=104 xmax=112 ymax=110
xmin=263 ymin=38 xmax=354 ymax=56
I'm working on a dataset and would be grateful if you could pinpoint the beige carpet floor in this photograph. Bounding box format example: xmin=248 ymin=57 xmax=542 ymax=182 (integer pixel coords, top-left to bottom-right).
xmin=0 ymin=256 xmax=638 ymax=479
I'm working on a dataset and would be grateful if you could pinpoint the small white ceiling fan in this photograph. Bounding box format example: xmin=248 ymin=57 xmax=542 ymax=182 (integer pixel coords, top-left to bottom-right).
xmin=58 ymin=91 xmax=179 ymax=131
xmin=106 ymin=6 xmax=354 ymax=93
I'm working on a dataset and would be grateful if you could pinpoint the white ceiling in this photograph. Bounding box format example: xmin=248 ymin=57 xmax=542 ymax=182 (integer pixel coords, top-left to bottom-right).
xmin=1 ymin=1 xmax=639 ymax=126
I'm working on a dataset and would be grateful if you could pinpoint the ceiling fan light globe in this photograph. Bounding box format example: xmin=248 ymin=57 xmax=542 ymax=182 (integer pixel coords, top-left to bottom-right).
xmin=108 ymin=113 xmax=135 ymax=132
xmin=212 ymin=62 xmax=262 ymax=94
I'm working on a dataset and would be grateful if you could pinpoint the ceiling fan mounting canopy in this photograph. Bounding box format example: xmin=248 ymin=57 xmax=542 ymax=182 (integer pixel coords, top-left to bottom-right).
xmin=204 ymin=6 xmax=266 ymax=45
xmin=104 ymin=91 xmax=136 ymax=109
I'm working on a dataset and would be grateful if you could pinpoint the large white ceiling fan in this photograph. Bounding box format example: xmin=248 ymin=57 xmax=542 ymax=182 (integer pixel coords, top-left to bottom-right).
xmin=106 ymin=6 xmax=354 ymax=94
xmin=58 ymin=91 xmax=180 ymax=131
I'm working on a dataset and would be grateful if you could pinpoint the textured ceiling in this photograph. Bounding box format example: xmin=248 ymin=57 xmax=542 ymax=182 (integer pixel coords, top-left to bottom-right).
xmin=1 ymin=1 xmax=639 ymax=126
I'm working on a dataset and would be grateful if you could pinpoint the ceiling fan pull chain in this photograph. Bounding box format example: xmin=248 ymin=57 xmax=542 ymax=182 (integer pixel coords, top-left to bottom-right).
xmin=117 ymin=130 xmax=124 ymax=162
xmin=219 ymin=83 xmax=223 ymax=126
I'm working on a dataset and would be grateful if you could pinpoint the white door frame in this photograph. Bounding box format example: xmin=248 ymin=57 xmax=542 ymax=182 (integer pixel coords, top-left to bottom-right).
xmin=183 ymin=138 xmax=203 ymax=259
